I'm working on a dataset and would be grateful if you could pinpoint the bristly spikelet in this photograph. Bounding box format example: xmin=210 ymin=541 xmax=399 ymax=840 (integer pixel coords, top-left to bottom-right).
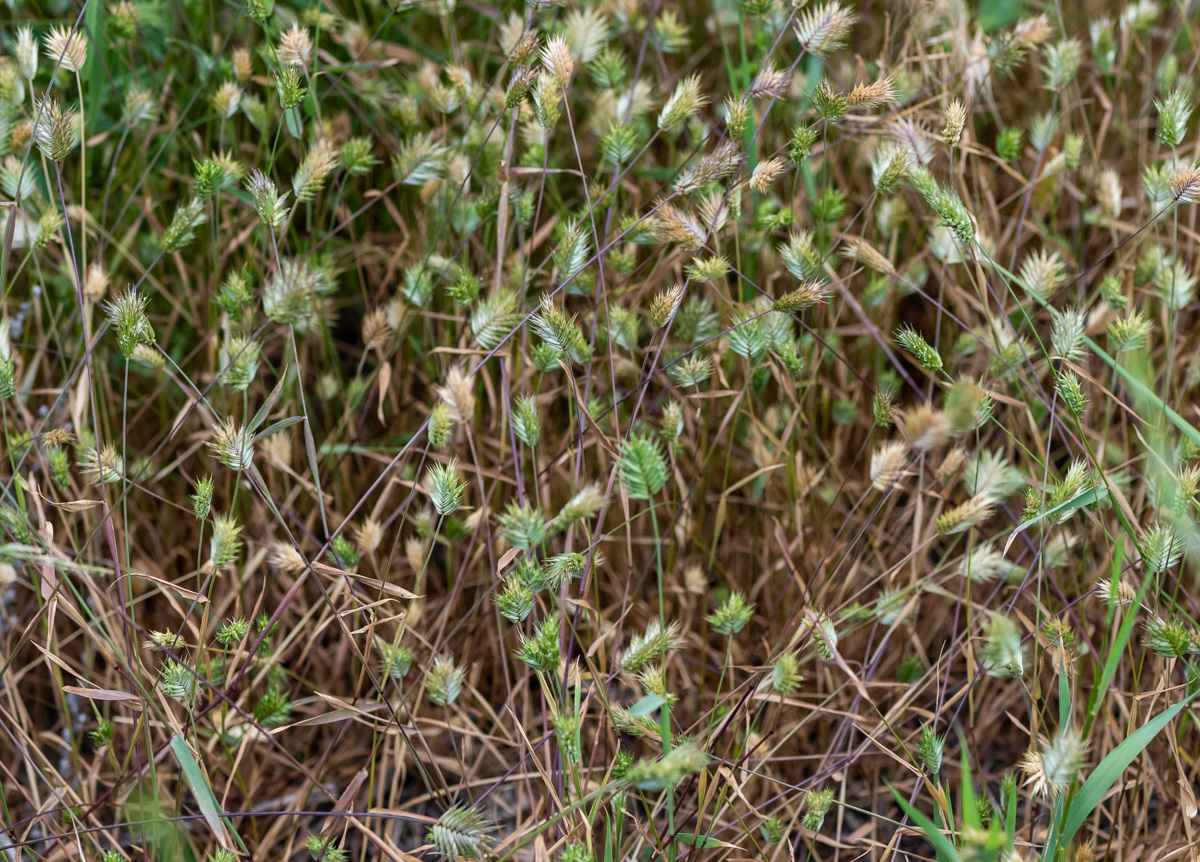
xmin=1050 ymin=307 xmax=1086 ymax=361
xmin=159 ymin=197 xmax=209 ymax=253
xmin=1107 ymin=309 xmax=1152 ymax=352
xmin=773 ymin=280 xmax=829 ymax=313
xmin=848 ymin=75 xmax=896 ymax=109
xmin=278 ymin=25 xmax=314 ymax=67
xmin=425 ymin=656 xmax=466 ymax=706
xmin=426 ymin=460 xmax=466 ymax=516
xmin=624 ymin=741 xmax=707 ymax=790
xmin=908 ymin=166 xmax=974 ymax=242
xmin=33 ymin=97 xmax=77 ymax=161
xmin=813 ymin=78 xmax=847 ymax=123
xmin=1156 ymin=87 xmax=1192 ymax=149
xmin=989 ymin=12 xmax=1052 ymax=74
xmin=517 ymin=617 xmax=560 ymax=671
xmin=428 ymin=805 xmax=495 ymax=859
xmin=686 ymin=255 xmax=729 ymax=283
xmin=649 ymin=284 xmax=685 ymax=328
xmin=191 ymin=476 xmax=213 ymax=519
xmin=936 ymin=495 xmax=995 ymax=534
xmin=1017 ymin=248 xmax=1065 ymax=299
xmin=1056 ymin=370 xmax=1087 ymax=419
xmin=707 ymin=591 xmax=754 ymax=635
xmin=1096 ymin=576 xmax=1137 ymax=608
xmin=354 ymin=518 xmax=384 ymax=556
xmin=870 ymin=143 xmax=911 ymax=194
xmin=82 ymin=445 xmax=124 ymax=484
xmin=293 ymin=138 xmax=339 ymax=202
xmin=268 ymin=540 xmax=307 ymax=575
xmin=722 ymin=97 xmax=751 ymax=138
xmin=770 ymin=652 xmax=802 ymax=695
xmin=246 ymin=169 xmax=289 ymax=228
xmin=207 ymin=420 xmax=254 ymax=471
xmin=552 ymin=484 xmax=605 ymax=530
xmin=1021 ymin=729 xmax=1087 ymax=798
xmin=511 ymin=395 xmax=540 ymax=447
xmin=391 ymin=133 xmax=448 ymax=186
xmin=622 ymin=619 xmax=684 ymax=672
xmin=748 ymin=62 xmax=791 ymax=100
xmin=917 ymin=726 xmax=944 ymax=774
xmin=658 ymin=74 xmax=708 ymax=131
xmin=15 ymin=27 xmax=38 ymax=80
xmin=1139 ymin=523 xmax=1182 ymax=574
xmin=541 ymin=34 xmax=575 ymax=89
xmin=1142 ymin=614 xmax=1196 ymax=658
xmin=982 ymin=615 xmax=1026 ymax=678
xmin=941 ymin=99 xmax=967 ymax=146
xmin=220 ymin=332 xmax=261 ymax=392
xmin=530 ymin=294 xmax=588 ymax=357
xmin=43 ymin=25 xmax=88 ymax=73
xmin=960 ymin=543 xmax=1018 ymax=583
xmin=902 ymin=406 xmax=952 ymax=450
xmin=619 ymin=433 xmax=669 ymax=499
xmin=495 ymin=576 xmax=533 ymax=623
xmin=802 ymin=787 xmax=835 ymax=831
xmin=889 ymin=118 xmax=935 ymax=166
xmin=104 ymin=289 xmax=155 ymax=359
xmin=1170 ymin=166 xmax=1200 ymax=203
xmin=1040 ymin=38 xmax=1082 ymax=90
xmin=750 ymin=157 xmax=787 ymax=193
xmin=435 ymin=364 xmax=476 ymax=425
xmin=870 ymin=441 xmax=911 ymax=491
xmin=361 ymin=308 xmax=392 ymax=353
xmin=894 ymin=325 xmax=942 ymax=371
xmin=497 ymin=501 xmax=548 ymax=550
xmin=209 ymin=514 xmax=243 ymax=571
xmin=159 ymin=660 xmax=197 ymax=705
xmin=843 ymin=237 xmax=894 ymax=274
xmin=794 ymin=1 xmax=856 ymax=58
xmin=306 ymin=835 xmax=347 ymax=862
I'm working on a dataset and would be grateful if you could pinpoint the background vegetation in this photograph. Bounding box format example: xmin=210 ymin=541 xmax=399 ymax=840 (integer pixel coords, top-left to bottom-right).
xmin=1 ymin=0 xmax=1199 ymax=859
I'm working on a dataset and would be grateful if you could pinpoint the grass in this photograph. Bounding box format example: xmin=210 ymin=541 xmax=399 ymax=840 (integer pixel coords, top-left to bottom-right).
xmin=1 ymin=0 xmax=1200 ymax=860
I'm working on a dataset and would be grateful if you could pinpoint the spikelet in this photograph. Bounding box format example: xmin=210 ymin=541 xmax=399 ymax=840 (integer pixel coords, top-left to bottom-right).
xmin=435 ymin=364 xmax=476 ymax=424
xmin=540 ymin=34 xmax=575 ymax=89
xmin=655 ymin=202 xmax=705 ymax=250
xmin=773 ymin=280 xmax=829 ymax=313
xmin=362 ymin=308 xmax=392 ymax=353
xmin=935 ymin=495 xmax=995 ymax=534
xmin=870 ymin=441 xmax=911 ymax=491
xmin=1020 ymin=729 xmax=1087 ymax=798
xmin=1170 ymin=166 xmax=1200 ymax=203
xmin=749 ymin=157 xmax=787 ymax=193
xmin=674 ymin=141 xmax=741 ymax=194
xmin=794 ymin=1 xmax=857 ymax=58
xmin=355 ymin=518 xmax=384 ymax=555
xmin=43 ymin=25 xmax=88 ymax=73
xmin=658 ymin=74 xmax=708 ymax=130
xmin=847 ymin=75 xmax=896 ymax=108
xmin=748 ymin=63 xmax=791 ymax=100
xmin=941 ymin=99 xmax=967 ymax=146
xmin=902 ymin=406 xmax=952 ymax=450
xmin=293 ymin=138 xmax=340 ymax=202
xmin=268 ymin=540 xmax=307 ymax=575
xmin=649 ymin=284 xmax=685 ymax=328
xmin=842 ymin=237 xmax=894 ymax=274
xmin=278 ymin=25 xmax=314 ymax=67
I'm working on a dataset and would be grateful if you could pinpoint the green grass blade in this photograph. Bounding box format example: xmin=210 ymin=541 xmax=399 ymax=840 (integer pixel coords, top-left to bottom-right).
xmin=888 ymin=784 xmax=963 ymax=862
xmin=1060 ymin=693 xmax=1198 ymax=848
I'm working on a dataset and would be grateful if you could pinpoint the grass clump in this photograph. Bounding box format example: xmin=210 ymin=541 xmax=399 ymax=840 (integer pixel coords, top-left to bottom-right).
xmin=6 ymin=0 xmax=1200 ymax=860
